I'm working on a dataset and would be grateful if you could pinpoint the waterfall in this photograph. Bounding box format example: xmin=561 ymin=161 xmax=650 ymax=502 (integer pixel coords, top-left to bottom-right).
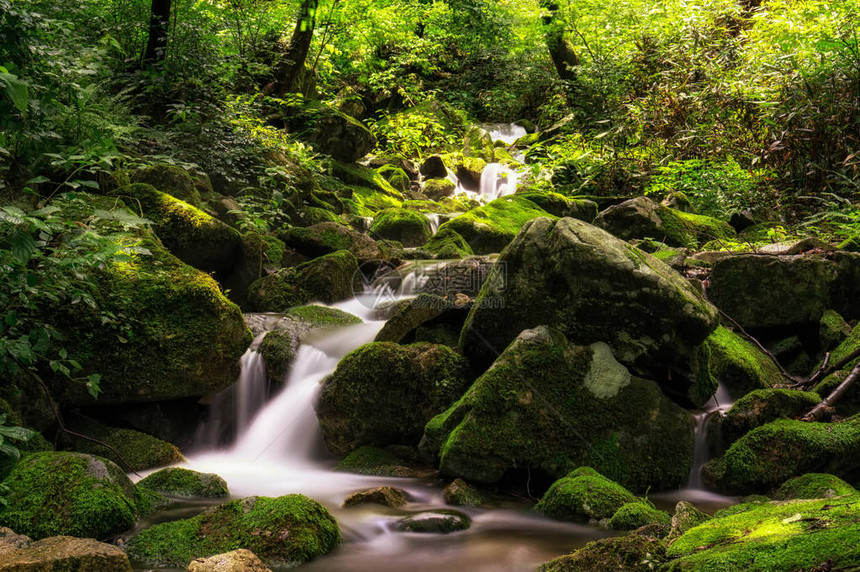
xmin=484 ymin=123 xmax=527 ymax=145
xmin=479 ymin=163 xmax=518 ymax=199
xmin=426 ymin=213 xmax=442 ymax=235
xmin=235 ymin=348 xmax=268 ymax=435
xmin=686 ymin=383 xmax=736 ymax=489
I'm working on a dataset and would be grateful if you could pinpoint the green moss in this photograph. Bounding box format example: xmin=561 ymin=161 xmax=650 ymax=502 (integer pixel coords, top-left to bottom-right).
xmin=535 ymin=468 xmax=638 ymax=522
xmin=297 ymin=206 xmax=342 ymax=226
xmin=402 ymin=199 xmax=449 ymax=214
xmin=376 ymin=165 xmax=411 ymax=192
xmin=261 ymin=235 xmax=286 ymax=271
xmin=285 ymin=305 xmax=362 ymax=326
xmin=819 ymin=309 xmax=852 ymax=352
xmin=63 ymin=417 xmax=185 ymax=472
xmin=439 ymin=195 xmax=555 ymax=254
xmin=444 ymin=478 xmax=486 ymax=507
xmin=515 ymin=191 xmax=598 ymax=222
xmin=608 ymin=502 xmax=671 ymax=529
xmin=0 ymin=452 xmax=140 ymax=540
xmin=127 ymin=495 xmax=340 ymax=567
xmin=131 ymin=165 xmax=202 ymax=207
xmin=259 ymin=330 xmax=295 ymax=382
xmin=719 ymin=389 xmax=822 ymax=445
xmin=703 ymin=417 xmax=860 ymax=494
xmin=826 ymin=322 xmax=860 ymax=370
xmin=370 ymin=208 xmax=432 ymax=247
xmin=703 ymin=326 xmax=783 ymax=395
xmin=424 ymin=227 xmax=474 ymax=259
xmin=664 ymin=496 xmax=860 ymax=571
xmin=423 ymin=178 xmax=456 ymax=201
xmin=137 ymin=467 xmax=229 ymax=498
xmin=814 ymin=370 xmax=860 ymax=417
xmin=335 ymin=446 xmax=419 ymax=478
xmin=838 ymin=236 xmax=860 ymax=252
xmin=247 ymin=250 xmax=358 ymax=311
xmin=774 ymin=473 xmax=858 ymax=500
xmin=538 ymin=534 xmax=666 ymax=572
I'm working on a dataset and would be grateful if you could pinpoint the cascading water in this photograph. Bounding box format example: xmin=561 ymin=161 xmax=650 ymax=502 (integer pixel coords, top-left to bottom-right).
xmin=484 ymin=123 xmax=528 ymax=145
xmin=235 ymin=346 xmax=268 ymax=435
xmin=425 ymin=213 xmax=442 ymax=235
xmin=479 ymin=163 xmax=518 ymax=200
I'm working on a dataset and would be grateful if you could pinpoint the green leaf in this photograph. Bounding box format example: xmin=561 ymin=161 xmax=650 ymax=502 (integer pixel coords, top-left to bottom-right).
xmin=86 ymin=373 xmax=102 ymax=399
xmin=0 ymin=70 xmax=28 ymax=113
xmin=9 ymin=230 xmax=38 ymax=263
xmin=0 ymin=425 xmax=36 ymax=442
xmin=0 ymin=442 xmax=20 ymax=461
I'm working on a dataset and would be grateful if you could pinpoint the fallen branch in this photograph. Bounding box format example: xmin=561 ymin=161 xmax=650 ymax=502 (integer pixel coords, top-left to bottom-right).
xmin=802 ymin=362 xmax=860 ymax=422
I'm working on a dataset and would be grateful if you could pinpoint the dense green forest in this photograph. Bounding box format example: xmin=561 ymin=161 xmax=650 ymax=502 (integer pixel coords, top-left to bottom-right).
xmin=0 ymin=0 xmax=859 ymax=570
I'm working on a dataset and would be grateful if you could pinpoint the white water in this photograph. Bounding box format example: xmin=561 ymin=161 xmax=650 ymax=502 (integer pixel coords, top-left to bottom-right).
xmin=439 ymin=123 xmax=525 ymax=202
xmin=235 ymin=347 xmax=267 ymax=435
xmin=485 ymin=123 xmax=528 ymax=145
xmin=686 ymin=383 xmax=736 ymax=490
xmin=426 ymin=213 xmax=442 ymax=235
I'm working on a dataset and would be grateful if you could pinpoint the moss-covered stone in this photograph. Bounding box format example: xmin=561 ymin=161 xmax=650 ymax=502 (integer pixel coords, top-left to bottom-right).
xmin=286 ymin=305 xmax=363 ymax=327
xmin=247 ymin=250 xmax=359 ymax=311
xmin=422 ymin=178 xmax=456 ymax=201
xmin=374 ymin=294 xmax=452 ymax=344
xmin=537 ymin=533 xmax=666 ymax=572
xmin=707 ymin=254 xmax=839 ymax=328
xmin=259 ymin=330 xmax=296 ymax=383
xmin=820 ymin=309 xmax=852 ymax=352
xmin=424 ymin=227 xmax=474 ymax=259
xmin=668 ymin=501 xmax=710 ymax=540
xmin=343 ymin=486 xmax=407 ymax=508
xmin=664 ymin=496 xmax=860 ymax=571
xmin=443 ymin=478 xmax=486 ymax=507
xmin=535 ymin=468 xmax=638 ymax=522
xmin=127 ymin=495 xmax=340 ymax=568
xmin=608 ymin=502 xmax=671 ymax=530
xmin=62 ymin=416 xmax=185 ymax=472
xmin=460 ymin=217 xmax=719 ymax=392
xmin=717 ymin=389 xmax=822 ymax=446
xmin=463 ymin=126 xmax=495 ymax=163
xmin=701 ymin=326 xmax=783 ymax=396
xmin=278 ymin=222 xmax=382 ymax=263
xmin=187 ymin=549 xmax=271 ymax=572
xmin=376 ymin=164 xmax=411 ymax=193
xmin=131 ymin=165 xmax=201 ymax=207
xmin=438 ymin=195 xmax=555 ymax=255
xmin=423 ymin=327 xmax=694 ymax=491
xmin=317 ymin=342 xmax=472 ymax=455
xmin=814 ymin=370 xmax=860 ymax=418
xmin=369 ymin=208 xmax=432 ymax=247
xmin=455 ymin=156 xmax=486 ymax=188
xmin=138 ymin=467 xmax=229 ymax=499
xmin=335 ymin=446 xmax=426 ymax=478
xmin=773 ymin=473 xmax=858 ymax=500
xmin=594 ymin=196 xmax=736 ymax=248
xmin=0 ymin=452 xmax=143 ymax=540
xmin=394 ymin=510 xmax=470 ymax=534
xmin=516 ymin=191 xmax=598 ymax=223
xmin=703 ymin=417 xmax=860 ymax=494
xmin=331 ymin=162 xmax=404 ymax=205
xmin=305 ymin=104 xmax=374 ymax=162
xmin=0 ymin=423 xmax=52 ymax=481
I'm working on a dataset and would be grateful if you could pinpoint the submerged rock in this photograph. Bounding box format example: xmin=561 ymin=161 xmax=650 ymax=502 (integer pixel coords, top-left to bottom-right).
xmin=0 ymin=535 xmax=133 ymax=571
xmin=0 ymin=452 xmax=142 ymax=540
xmin=127 ymin=495 xmax=340 ymax=568
xmin=137 ymin=467 xmax=229 ymax=498
xmin=317 ymin=342 xmax=472 ymax=455
xmin=460 ymin=217 xmax=719 ymax=396
xmin=187 ymin=549 xmax=272 ymax=572
xmin=394 ymin=510 xmax=470 ymax=534
xmin=423 ymin=327 xmax=694 ymax=491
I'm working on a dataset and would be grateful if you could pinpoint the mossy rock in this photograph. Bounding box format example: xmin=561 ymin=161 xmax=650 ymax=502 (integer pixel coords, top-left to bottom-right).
xmin=460 ymin=217 xmax=719 ymax=392
xmin=304 ymin=104 xmax=374 ymax=162
xmin=0 ymin=424 xmax=52 ymax=481
xmin=62 ymin=416 xmax=185 ymax=472
xmin=259 ymin=330 xmax=296 ymax=383
xmin=335 ymin=446 xmax=425 ymax=478
xmin=423 ymin=178 xmax=456 ymax=202
xmin=594 ymin=196 xmax=736 ymax=248
xmin=516 ymin=191 xmax=598 ymax=222
xmin=773 ymin=473 xmax=858 ymax=500
xmin=438 ymin=195 xmax=555 ymax=255
xmin=819 ymin=309 xmax=852 ymax=352
xmin=343 ymin=486 xmax=407 ymax=508
xmin=0 ymin=536 xmax=134 ymax=571
xmin=126 ymin=495 xmax=340 ymax=568
xmin=374 ymin=294 xmax=452 ymax=344
xmin=424 ymin=227 xmax=474 ymax=259
xmin=278 ymin=222 xmax=382 ymax=263
xmin=668 ymin=501 xmax=710 ymax=540
xmin=137 ymin=467 xmax=229 ymax=498
xmin=535 ymin=467 xmax=638 ymax=522
xmin=44 ymin=194 xmax=251 ymax=405
xmin=703 ymin=417 xmax=860 ymax=494
xmin=608 ymin=502 xmax=671 ymax=530
xmin=0 ymin=452 xmax=143 ymax=540
xmin=463 ymin=126 xmax=494 ymax=163
xmin=443 ymin=478 xmax=486 ymax=507
xmin=814 ymin=370 xmax=860 ymax=418
xmin=369 ymin=208 xmax=432 ymax=247
xmin=707 ymin=254 xmax=839 ymax=328
xmin=114 ymin=184 xmax=245 ymax=276
xmin=247 ymin=250 xmax=359 ymax=311
xmin=394 ymin=510 xmax=470 ymax=534
xmin=374 ymin=164 xmax=410 ymax=193
xmin=317 ymin=342 xmax=472 ymax=455
xmin=701 ymin=326 xmax=784 ymax=397
xmin=423 ymin=327 xmax=694 ymax=491
xmin=455 ymin=156 xmax=486 ymax=188
xmin=296 ymin=205 xmax=342 ymax=226
xmin=664 ymin=496 xmax=860 ymax=571
xmin=537 ymin=533 xmax=666 ymax=572
xmin=285 ymin=305 xmax=363 ymax=327
xmin=131 ymin=165 xmax=201 ymax=207
xmin=718 ymin=389 xmax=822 ymax=446
xmin=331 ymin=162 xmax=404 ymax=201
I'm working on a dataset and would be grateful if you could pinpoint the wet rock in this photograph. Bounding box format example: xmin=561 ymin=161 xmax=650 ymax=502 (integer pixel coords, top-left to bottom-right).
xmin=424 ymin=228 xmax=474 ymax=259
xmin=343 ymin=486 xmax=407 ymax=508
xmin=667 ymin=501 xmax=710 ymax=540
xmin=537 ymin=533 xmax=666 ymax=572
xmin=187 ymin=549 xmax=271 ymax=572
xmin=536 ymin=467 xmax=638 ymax=523
xmin=698 ymin=326 xmax=783 ymax=398
xmin=420 ymin=155 xmax=448 ymax=179
xmin=370 ymin=208 xmax=432 ymax=247
xmin=335 ymin=446 xmax=431 ymax=478
xmin=443 ymin=479 xmax=486 ymax=508
xmin=608 ymin=502 xmax=671 ymax=530
xmin=422 ymin=178 xmax=456 ymax=201
xmin=717 ymin=388 xmax=822 ymax=447
xmin=0 ymin=535 xmax=133 ymax=571
xmin=278 ymin=222 xmax=382 ymax=263
xmin=395 ymin=510 xmax=470 ymax=534
xmin=137 ymin=467 xmax=229 ymax=498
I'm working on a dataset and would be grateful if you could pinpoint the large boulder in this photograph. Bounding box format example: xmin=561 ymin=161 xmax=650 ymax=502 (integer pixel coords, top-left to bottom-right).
xmin=594 ymin=196 xmax=736 ymax=248
xmin=137 ymin=467 xmax=229 ymax=499
xmin=716 ymin=388 xmax=822 ymax=447
xmin=665 ymin=496 xmax=860 ymax=571
xmin=0 ymin=535 xmax=133 ymax=571
xmin=460 ymin=217 xmax=719 ymax=395
xmin=247 ymin=250 xmax=359 ymax=311
xmin=277 ymin=222 xmax=382 ymax=263
xmin=707 ymin=254 xmax=839 ymax=328
xmin=698 ymin=326 xmax=783 ymax=397
xmin=369 ymin=208 xmax=432 ymax=247
xmin=305 ymin=104 xmax=374 ymax=162
xmin=131 ymin=164 xmax=201 ymax=207
xmin=438 ymin=196 xmax=555 ymax=255
xmin=0 ymin=452 xmax=142 ymax=540
xmin=316 ymin=342 xmax=472 ymax=456
xmin=774 ymin=473 xmax=858 ymax=500
xmin=127 ymin=495 xmax=340 ymax=568
xmin=421 ymin=327 xmax=694 ymax=491
xmin=703 ymin=416 xmax=860 ymax=494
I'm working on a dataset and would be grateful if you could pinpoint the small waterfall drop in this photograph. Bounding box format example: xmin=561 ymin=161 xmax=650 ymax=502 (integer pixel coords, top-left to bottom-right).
xmin=425 ymin=213 xmax=442 ymax=235
xmin=235 ymin=348 xmax=268 ymax=435
xmin=479 ymin=163 xmax=519 ymax=199
xmin=484 ymin=123 xmax=527 ymax=145
xmin=686 ymin=383 xmax=736 ymax=490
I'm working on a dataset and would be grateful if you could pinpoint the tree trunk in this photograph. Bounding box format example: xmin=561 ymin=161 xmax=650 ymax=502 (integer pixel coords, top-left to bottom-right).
xmin=264 ymin=0 xmax=319 ymax=97
xmin=540 ymin=1 xmax=578 ymax=82
xmin=143 ymin=0 xmax=172 ymax=65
